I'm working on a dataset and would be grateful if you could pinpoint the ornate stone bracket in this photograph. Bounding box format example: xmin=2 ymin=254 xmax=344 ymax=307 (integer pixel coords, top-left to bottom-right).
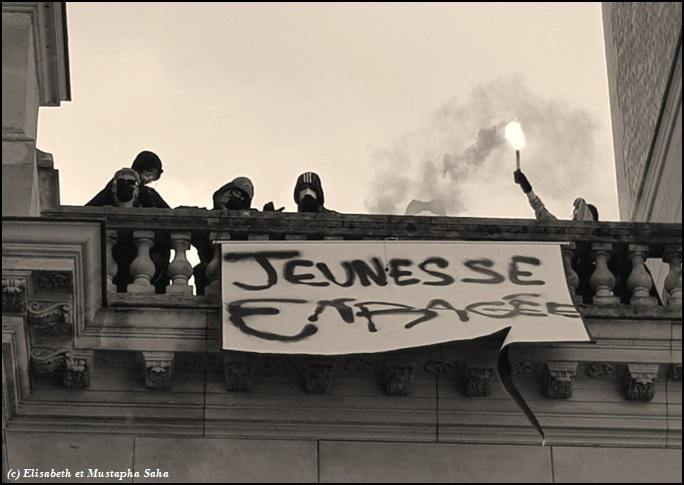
xmin=465 ymin=366 xmax=493 ymax=397
xmin=63 ymin=351 xmax=92 ymax=388
xmin=143 ymin=351 xmax=175 ymax=390
xmin=2 ymin=278 xmax=27 ymax=314
xmin=27 ymin=301 xmax=72 ymax=337
xmin=30 ymin=347 xmax=92 ymax=388
xmin=624 ymin=363 xmax=658 ymax=401
xmin=303 ymin=360 xmax=335 ymax=394
xmin=383 ymin=361 xmax=415 ymax=396
xmin=223 ymin=352 xmax=254 ymax=392
xmin=545 ymin=361 xmax=578 ymax=399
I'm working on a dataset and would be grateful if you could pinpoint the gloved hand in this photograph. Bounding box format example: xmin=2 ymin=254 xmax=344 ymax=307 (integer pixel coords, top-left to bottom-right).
xmin=263 ymin=201 xmax=285 ymax=212
xmin=513 ymin=170 xmax=532 ymax=194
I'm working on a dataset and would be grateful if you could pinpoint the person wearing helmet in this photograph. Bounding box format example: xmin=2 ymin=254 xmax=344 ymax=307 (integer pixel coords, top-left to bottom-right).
xmin=293 ymin=171 xmax=336 ymax=213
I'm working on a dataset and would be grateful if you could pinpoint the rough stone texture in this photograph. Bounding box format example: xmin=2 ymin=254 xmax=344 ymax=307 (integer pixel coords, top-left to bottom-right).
xmin=4 ymin=432 xmax=134 ymax=483
xmin=603 ymin=3 xmax=682 ymax=219
xmin=319 ymin=441 xmax=552 ymax=483
xmin=134 ymin=437 xmax=317 ymax=483
xmin=553 ymin=446 xmax=682 ymax=483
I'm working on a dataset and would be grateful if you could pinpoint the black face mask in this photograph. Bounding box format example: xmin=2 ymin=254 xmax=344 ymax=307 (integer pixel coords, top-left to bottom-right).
xmin=298 ymin=195 xmax=319 ymax=212
xmin=115 ymin=180 xmax=136 ymax=202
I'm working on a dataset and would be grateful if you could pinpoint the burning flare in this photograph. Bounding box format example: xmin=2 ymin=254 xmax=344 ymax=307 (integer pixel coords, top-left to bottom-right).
xmin=505 ymin=120 xmax=526 ymax=150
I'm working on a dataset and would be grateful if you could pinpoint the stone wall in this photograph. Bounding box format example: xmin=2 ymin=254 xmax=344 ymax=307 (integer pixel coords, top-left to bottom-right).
xmin=4 ymin=432 xmax=683 ymax=483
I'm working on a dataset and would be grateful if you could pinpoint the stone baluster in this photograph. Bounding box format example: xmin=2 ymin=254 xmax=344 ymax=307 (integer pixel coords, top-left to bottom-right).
xmin=127 ymin=230 xmax=156 ymax=293
xmin=167 ymin=231 xmax=193 ymax=294
xmin=589 ymin=243 xmax=619 ymax=305
xmin=627 ymin=244 xmax=657 ymax=306
xmin=561 ymin=243 xmax=581 ymax=304
xmin=106 ymin=229 xmax=118 ymax=293
xmin=663 ymin=244 xmax=682 ymax=307
xmin=205 ymin=231 xmax=222 ymax=299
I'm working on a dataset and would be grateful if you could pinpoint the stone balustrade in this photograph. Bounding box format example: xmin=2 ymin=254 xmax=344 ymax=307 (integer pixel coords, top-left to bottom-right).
xmin=44 ymin=206 xmax=683 ymax=309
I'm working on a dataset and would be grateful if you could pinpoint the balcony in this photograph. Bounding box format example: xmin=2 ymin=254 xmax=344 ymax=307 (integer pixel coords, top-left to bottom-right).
xmin=2 ymin=206 xmax=682 ymax=447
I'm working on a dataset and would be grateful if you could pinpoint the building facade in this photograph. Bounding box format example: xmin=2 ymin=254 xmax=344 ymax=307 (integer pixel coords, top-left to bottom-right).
xmin=2 ymin=3 xmax=682 ymax=482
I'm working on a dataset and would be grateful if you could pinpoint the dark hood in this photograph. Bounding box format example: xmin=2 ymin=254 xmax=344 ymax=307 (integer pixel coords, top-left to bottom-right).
xmin=293 ymin=172 xmax=325 ymax=206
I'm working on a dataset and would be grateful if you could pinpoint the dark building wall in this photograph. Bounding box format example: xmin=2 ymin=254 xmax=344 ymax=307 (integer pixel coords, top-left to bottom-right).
xmin=602 ymin=2 xmax=682 ymax=221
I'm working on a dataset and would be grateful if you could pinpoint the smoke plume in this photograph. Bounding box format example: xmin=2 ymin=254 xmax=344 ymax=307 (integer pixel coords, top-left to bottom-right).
xmin=365 ymin=76 xmax=599 ymax=216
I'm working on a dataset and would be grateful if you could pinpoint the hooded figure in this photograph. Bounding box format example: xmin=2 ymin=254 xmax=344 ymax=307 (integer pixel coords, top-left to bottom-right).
xmin=212 ymin=176 xmax=255 ymax=211
xmin=85 ymin=151 xmax=170 ymax=208
xmin=294 ymin=171 xmax=334 ymax=213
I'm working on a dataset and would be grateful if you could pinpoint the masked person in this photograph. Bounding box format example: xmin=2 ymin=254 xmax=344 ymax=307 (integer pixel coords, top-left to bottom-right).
xmin=294 ymin=171 xmax=335 ymax=213
xmin=84 ymin=168 xmax=141 ymax=208
xmin=212 ymin=176 xmax=255 ymax=211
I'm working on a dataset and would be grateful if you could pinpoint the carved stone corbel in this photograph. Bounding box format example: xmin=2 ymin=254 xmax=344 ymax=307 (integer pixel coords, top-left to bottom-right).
xmin=545 ymin=361 xmax=578 ymax=399
xmin=27 ymin=301 xmax=72 ymax=337
xmin=383 ymin=361 xmax=415 ymax=396
xmin=465 ymin=366 xmax=493 ymax=397
xmin=30 ymin=346 xmax=69 ymax=375
xmin=143 ymin=351 xmax=175 ymax=390
xmin=30 ymin=347 xmax=92 ymax=388
xmin=303 ymin=360 xmax=335 ymax=394
xmin=63 ymin=350 xmax=92 ymax=388
xmin=223 ymin=352 xmax=254 ymax=392
xmin=2 ymin=278 xmax=27 ymax=314
xmin=624 ymin=363 xmax=658 ymax=401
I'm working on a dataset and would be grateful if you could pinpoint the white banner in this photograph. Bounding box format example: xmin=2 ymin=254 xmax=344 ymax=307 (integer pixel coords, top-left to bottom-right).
xmin=221 ymin=241 xmax=590 ymax=354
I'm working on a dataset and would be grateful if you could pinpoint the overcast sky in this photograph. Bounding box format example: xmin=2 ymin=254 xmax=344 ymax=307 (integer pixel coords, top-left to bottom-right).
xmin=37 ymin=2 xmax=620 ymax=220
